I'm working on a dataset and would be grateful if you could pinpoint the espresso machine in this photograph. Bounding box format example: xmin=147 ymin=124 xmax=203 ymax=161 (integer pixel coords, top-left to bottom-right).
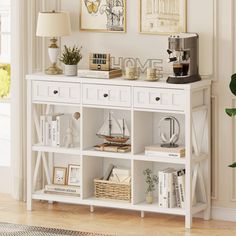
xmin=167 ymin=33 xmax=201 ymax=84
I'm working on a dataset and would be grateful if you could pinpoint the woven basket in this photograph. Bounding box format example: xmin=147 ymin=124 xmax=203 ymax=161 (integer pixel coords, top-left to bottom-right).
xmin=94 ymin=178 xmax=131 ymax=202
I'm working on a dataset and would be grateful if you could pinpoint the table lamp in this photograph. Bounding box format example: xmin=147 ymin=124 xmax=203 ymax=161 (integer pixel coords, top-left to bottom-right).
xmin=36 ymin=11 xmax=71 ymax=75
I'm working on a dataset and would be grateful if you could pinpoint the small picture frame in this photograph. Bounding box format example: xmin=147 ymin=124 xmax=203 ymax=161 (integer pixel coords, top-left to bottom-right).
xmin=67 ymin=164 xmax=81 ymax=186
xmin=53 ymin=167 xmax=67 ymax=185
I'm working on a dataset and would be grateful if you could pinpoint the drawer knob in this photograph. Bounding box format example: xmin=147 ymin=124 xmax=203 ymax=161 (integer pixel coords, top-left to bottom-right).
xmin=155 ymin=97 xmax=160 ymax=101
xmin=103 ymin=93 xmax=108 ymax=98
xmin=53 ymin=90 xmax=58 ymax=95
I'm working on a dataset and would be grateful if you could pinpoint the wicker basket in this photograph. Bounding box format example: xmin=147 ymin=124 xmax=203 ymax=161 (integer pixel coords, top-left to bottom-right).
xmin=94 ymin=178 xmax=131 ymax=202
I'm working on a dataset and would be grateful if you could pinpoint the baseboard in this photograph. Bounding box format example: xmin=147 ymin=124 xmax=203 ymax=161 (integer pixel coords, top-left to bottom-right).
xmin=211 ymin=207 xmax=236 ymax=222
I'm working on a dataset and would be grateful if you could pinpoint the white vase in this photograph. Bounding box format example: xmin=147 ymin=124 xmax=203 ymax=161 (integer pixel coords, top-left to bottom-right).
xmin=146 ymin=192 xmax=154 ymax=204
xmin=64 ymin=64 xmax=77 ymax=76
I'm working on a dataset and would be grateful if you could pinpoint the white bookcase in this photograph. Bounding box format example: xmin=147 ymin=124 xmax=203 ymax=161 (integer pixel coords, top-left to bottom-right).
xmin=26 ymin=74 xmax=211 ymax=228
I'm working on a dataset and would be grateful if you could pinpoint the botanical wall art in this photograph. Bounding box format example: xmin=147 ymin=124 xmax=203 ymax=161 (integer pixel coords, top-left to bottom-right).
xmin=80 ymin=0 xmax=126 ymax=32
xmin=139 ymin=0 xmax=187 ymax=34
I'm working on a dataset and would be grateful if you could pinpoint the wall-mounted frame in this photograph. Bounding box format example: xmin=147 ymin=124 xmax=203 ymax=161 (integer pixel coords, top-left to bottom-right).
xmin=139 ymin=0 xmax=187 ymax=35
xmin=80 ymin=0 xmax=126 ymax=33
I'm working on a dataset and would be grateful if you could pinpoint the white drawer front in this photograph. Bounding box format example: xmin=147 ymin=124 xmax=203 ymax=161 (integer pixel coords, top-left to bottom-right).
xmin=83 ymin=84 xmax=131 ymax=107
xmin=134 ymin=87 xmax=185 ymax=111
xmin=32 ymin=81 xmax=80 ymax=104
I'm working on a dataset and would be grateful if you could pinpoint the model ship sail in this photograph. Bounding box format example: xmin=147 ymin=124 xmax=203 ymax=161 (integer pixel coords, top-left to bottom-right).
xmin=97 ymin=112 xmax=130 ymax=143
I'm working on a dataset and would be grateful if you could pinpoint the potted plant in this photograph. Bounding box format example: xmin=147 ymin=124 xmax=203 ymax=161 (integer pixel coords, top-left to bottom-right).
xmin=225 ymin=73 xmax=236 ymax=168
xmin=59 ymin=45 xmax=82 ymax=76
xmin=143 ymin=168 xmax=158 ymax=204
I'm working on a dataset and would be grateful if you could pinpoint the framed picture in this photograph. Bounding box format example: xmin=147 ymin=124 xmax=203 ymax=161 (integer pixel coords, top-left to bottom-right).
xmin=67 ymin=165 xmax=81 ymax=186
xmin=80 ymin=0 xmax=126 ymax=32
xmin=53 ymin=167 xmax=67 ymax=185
xmin=139 ymin=0 xmax=187 ymax=34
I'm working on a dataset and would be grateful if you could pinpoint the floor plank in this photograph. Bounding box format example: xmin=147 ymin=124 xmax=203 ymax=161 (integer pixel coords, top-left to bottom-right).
xmin=0 ymin=194 xmax=235 ymax=236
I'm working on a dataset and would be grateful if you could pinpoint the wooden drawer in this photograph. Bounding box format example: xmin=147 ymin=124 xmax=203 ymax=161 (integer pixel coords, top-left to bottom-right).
xmin=83 ymin=84 xmax=131 ymax=107
xmin=32 ymin=81 xmax=80 ymax=104
xmin=134 ymin=87 xmax=185 ymax=111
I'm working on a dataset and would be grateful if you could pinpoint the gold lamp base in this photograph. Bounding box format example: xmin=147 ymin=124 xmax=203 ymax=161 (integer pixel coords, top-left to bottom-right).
xmin=45 ymin=63 xmax=62 ymax=75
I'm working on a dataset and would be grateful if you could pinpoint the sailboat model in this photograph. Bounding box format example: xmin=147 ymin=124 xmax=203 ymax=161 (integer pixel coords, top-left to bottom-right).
xmin=96 ymin=112 xmax=130 ymax=144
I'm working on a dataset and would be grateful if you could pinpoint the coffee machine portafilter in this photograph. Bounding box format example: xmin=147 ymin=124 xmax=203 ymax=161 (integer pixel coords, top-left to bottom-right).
xmin=167 ymin=33 xmax=201 ymax=84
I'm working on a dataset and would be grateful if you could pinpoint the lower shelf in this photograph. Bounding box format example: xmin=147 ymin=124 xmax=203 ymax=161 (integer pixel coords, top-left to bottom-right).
xmin=32 ymin=190 xmax=81 ymax=204
xmin=31 ymin=191 xmax=208 ymax=216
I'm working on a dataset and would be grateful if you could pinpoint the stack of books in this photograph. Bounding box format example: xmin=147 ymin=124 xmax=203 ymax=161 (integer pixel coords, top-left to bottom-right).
xmin=39 ymin=113 xmax=70 ymax=147
xmin=145 ymin=144 xmax=185 ymax=158
xmin=44 ymin=184 xmax=80 ymax=196
xmin=77 ymin=68 xmax=123 ymax=79
xmin=158 ymin=168 xmax=185 ymax=208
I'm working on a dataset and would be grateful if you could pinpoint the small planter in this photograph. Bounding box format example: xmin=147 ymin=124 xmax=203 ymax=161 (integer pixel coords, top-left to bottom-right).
xmin=146 ymin=192 xmax=154 ymax=204
xmin=64 ymin=64 xmax=77 ymax=76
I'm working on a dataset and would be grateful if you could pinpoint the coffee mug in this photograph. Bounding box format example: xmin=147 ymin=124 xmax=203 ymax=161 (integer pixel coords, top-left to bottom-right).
xmin=125 ymin=66 xmax=140 ymax=80
xmin=146 ymin=67 xmax=157 ymax=80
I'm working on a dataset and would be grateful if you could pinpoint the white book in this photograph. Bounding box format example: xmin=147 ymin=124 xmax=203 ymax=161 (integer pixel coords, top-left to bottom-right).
xmin=77 ymin=69 xmax=122 ymax=79
xmin=45 ymin=184 xmax=80 ymax=195
xmin=173 ymin=171 xmax=181 ymax=208
xmin=51 ymin=120 xmax=57 ymax=147
xmin=145 ymin=150 xmax=184 ymax=158
xmin=177 ymin=169 xmax=185 ymax=208
xmin=167 ymin=171 xmax=176 ymax=208
xmin=158 ymin=171 xmax=164 ymax=208
xmin=45 ymin=115 xmax=53 ymax=146
xmin=39 ymin=115 xmax=46 ymax=145
xmin=56 ymin=114 xmax=70 ymax=147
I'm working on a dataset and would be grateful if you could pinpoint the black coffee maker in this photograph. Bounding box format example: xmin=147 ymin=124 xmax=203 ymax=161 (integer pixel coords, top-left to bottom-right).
xmin=167 ymin=33 xmax=201 ymax=84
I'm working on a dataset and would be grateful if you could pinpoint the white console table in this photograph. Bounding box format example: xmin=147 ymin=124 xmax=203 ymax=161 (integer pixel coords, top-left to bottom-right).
xmin=26 ymin=74 xmax=211 ymax=228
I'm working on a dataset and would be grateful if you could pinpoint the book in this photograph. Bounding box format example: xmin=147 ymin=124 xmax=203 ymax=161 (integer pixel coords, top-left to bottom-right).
xmin=145 ymin=144 xmax=185 ymax=158
xmin=56 ymin=114 xmax=70 ymax=147
xmin=103 ymin=164 xmax=115 ymax=181
xmin=158 ymin=171 xmax=164 ymax=208
xmin=51 ymin=120 xmax=57 ymax=147
xmin=39 ymin=115 xmax=46 ymax=145
xmin=77 ymin=68 xmax=123 ymax=79
xmin=177 ymin=169 xmax=185 ymax=208
xmin=173 ymin=171 xmax=181 ymax=208
xmin=44 ymin=184 xmax=80 ymax=195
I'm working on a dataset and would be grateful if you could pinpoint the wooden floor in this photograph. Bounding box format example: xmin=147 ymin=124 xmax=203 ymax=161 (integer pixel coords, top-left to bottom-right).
xmin=0 ymin=194 xmax=235 ymax=236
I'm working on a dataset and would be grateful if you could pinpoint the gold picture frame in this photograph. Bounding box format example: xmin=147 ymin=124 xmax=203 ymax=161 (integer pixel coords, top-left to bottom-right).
xmin=53 ymin=167 xmax=67 ymax=185
xmin=80 ymin=0 xmax=126 ymax=33
xmin=139 ymin=0 xmax=187 ymax=35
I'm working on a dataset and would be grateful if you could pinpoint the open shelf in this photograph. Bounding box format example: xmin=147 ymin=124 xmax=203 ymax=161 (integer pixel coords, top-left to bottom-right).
xmin=133 ymin=152 xmax=186 ymax=164
xmin=32 ymin=143 xmax=81 ymax=155
xmin=32 ymin=190 xmax=81 ymax=204
xmin=133 ymin=200 xmax=185 ymax=215
xmin=83 ymin=197 xmax=132 ymax=209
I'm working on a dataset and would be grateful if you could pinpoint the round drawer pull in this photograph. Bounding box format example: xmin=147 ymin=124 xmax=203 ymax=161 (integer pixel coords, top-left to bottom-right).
xmin=53 ymin=90 xmax=58 ymax=95
xmin=155 ymin=97 xmax=160 ymax=101
xmin=103 ymin=93 xmax=109 ymax=98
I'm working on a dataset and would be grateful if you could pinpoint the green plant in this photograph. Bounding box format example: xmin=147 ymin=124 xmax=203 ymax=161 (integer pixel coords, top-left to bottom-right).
xmin=226 ymin=73 xmax=236 ymax=168
xmin=143 ymin=168 xmax=158 ymax=193
xmin=59 ymin=45 xmax=82 ymax=65
xmin=0 ymin=64 xmax=11 ymax=98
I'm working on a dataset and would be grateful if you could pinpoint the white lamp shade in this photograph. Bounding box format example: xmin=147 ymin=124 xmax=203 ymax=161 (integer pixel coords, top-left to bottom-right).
xmin=36 ymin=11 xmax=71 ymax=37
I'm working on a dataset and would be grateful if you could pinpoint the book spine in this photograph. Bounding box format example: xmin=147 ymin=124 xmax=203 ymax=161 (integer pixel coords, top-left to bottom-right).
xmin=46 ymin=116 xmax=52 ymax=146
xmin=167 ymin=172 xmax=175 ymax=208
xmin=78 ymin=71 xmax=109 ymax=78
xmin=158 ymin=171 xmax=163 ymax=208
xmin=145 ymin=150 xmax=183 ymax=158
xmin=51 ymin=120 xmax=57 ymax=147
xmin=177 ymin=169 xmax=185 ymax=208
xmin=45 ymin=121 xmax=49 ymax=146
xmin=56 ymin=116 xmax=60 ymax=147
xmin=163 ymin=172 xmax=168 ymax=208
xmin=39 ymin=115 xmax=45 ymax=145
xmin=173 ymin=172 xmax=181 ymax=208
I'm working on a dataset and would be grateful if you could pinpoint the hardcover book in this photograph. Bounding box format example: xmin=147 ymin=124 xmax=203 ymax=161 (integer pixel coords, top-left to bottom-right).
xmin=77 ymin=68 xmax=123 ymax=79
